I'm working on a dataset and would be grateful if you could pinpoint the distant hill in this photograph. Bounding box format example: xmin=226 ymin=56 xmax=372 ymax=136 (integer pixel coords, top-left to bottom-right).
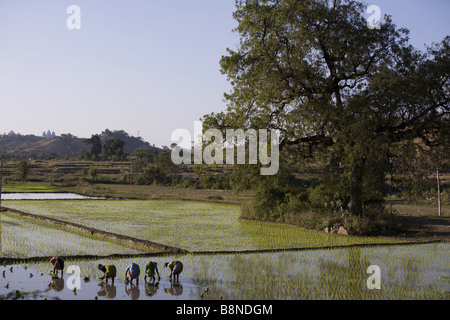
xmin=98 ymin=129 xmax=157 ymax=154
xmin=0 ymin=129 xmax=163 ymax=158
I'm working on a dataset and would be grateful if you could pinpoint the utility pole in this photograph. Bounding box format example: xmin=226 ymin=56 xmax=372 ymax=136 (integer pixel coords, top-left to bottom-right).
xmin=437 ymin=167 xmax=441 ymax=217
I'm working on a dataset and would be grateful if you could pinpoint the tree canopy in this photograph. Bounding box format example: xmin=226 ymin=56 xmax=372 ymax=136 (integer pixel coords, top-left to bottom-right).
xmin=83 ymin=134 xmax=102 ymax=160
xmin=103 ymin=138 xmax=125 ymax=161
xmin=202 ymin=0 xmax=449 ymax=217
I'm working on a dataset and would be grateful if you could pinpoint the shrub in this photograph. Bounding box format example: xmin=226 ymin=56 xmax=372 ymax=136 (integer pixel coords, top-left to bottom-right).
xmin=17 ymin=159 xmax=31 ymax=181
xmin=207 ymin=195 xmax=224 ymax=201
xmin=88 ymin=167 xmax=98 ymax=182
xmin=441 ymin=188 xmax=449 ymax=204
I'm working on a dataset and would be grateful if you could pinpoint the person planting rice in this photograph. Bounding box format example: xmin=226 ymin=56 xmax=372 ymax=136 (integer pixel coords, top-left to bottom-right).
xmin=98 ymin=264 xmax=117 ymax=284
xmin=49 ymin=256 xmax=64 ymax=278
xmin=125 ymin=262 xmax=140 ymax=285
xmin=164 ymin=260 xmax=183 ymax=281
xmin=144 ymin=261 xmax=160 ymax=283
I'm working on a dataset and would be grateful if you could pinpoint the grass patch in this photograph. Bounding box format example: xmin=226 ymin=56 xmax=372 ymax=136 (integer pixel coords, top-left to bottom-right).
xmin=1 ymin=185 xmax=56 ymax=193
xmin=58 ymin=183 xmax=253 ymax=205
xmin=390 ymin=202 xmax=450 ymax=217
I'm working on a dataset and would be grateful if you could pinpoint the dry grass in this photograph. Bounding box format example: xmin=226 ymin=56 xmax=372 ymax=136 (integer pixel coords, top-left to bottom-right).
xmin=57 ymin=183 xmax=253 ymax=205
xmin=390 ymin=203 xmax=449 ymax=217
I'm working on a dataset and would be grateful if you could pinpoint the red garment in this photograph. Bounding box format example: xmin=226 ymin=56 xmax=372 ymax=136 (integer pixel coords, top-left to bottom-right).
xmin=50 ymin=256 xmax=64 ymax=269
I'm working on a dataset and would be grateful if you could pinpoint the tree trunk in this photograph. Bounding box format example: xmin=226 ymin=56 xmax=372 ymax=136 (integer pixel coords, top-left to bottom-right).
xmin=437 ymin=168 xmax=441 ymax=217
xmin=349 ymin=160 xmax=365 ymax=217
xmin=349 ymin=193 xmax=363 ymax=217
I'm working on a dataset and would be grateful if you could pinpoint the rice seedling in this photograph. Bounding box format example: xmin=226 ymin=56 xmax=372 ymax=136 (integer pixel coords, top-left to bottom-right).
xmin=0 ymin=213 xmax=147 ymax=258
xmin=3 ymin=199 xmax=411 ymax=253
xmin=1 ymin=198 xmax=446 ymax=301
xmin=0 ymin=243 xmax=447 ymax=300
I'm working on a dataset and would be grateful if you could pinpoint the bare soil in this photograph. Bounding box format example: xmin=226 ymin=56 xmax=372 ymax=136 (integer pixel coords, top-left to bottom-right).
xmin=398 ymin=214 xmax=450 ymax=242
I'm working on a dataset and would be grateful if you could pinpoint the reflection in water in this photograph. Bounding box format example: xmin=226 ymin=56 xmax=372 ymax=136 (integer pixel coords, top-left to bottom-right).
xmin=0 ymin=244 xmax=448 ymax=300
xmin=125 ymin=283 xmax=140 ymax=300
xmin=404 ymin=256 xmax=420 ymax=288
xmin=50 ymin=278 xmax=65 ymax=292
xmin=348 ymin=247 xmax=364 ymax=300
xmin=144 ymin=281 xmax=159 ymax=297
xmin=164 ymin=280 xmax=183 ymax=296
xmin=98 ymin=284 xmax=117 ymax=299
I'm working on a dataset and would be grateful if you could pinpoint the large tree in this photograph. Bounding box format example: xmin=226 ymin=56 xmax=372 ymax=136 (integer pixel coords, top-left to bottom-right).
xmin=202 ymin=0 xmax=449 ymax=216
xmin=103 ymin=138 xmax=125 ymax=161
xmin=83 ymin=134 xmax=102 ymax=160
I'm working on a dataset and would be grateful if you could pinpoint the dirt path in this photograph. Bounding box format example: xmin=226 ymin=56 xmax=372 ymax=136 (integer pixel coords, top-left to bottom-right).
xmin=398 ymin=215 xmax=450 ymax=242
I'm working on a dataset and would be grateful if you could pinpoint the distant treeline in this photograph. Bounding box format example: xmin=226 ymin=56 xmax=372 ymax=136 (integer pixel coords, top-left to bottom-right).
xmin=0 ymin=129 xmax=164 ymax=160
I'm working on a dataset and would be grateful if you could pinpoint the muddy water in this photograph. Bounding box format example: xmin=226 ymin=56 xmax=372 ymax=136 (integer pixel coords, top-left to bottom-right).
xmin=0 ymin=264 xmax=206 ymax=300
xmin=1 ymin=244 xmax=449 ymax=300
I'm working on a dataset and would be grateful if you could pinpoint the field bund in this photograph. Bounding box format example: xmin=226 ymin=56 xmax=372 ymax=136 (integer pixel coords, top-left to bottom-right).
xmin=1 ymin=198 xmax=448 ymax=301
xmin=3 ymin=207 xmax=187 ymax=255
xmin=1 ymin=198 xmax=435 ymax=260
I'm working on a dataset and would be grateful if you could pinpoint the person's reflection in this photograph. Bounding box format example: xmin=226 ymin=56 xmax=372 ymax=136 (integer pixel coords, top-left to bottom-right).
xmin=144 ymin=281 xmax=159 ymax=297
xmin=164 ymin=280 xmax=183 ymax=296
xmin=49 ymin=278 xmax=64 ymax=292
xmin=125 ymin=282 xmax=140 ymax=300
xmin=98 ymin=283 xmax=117 ymax=299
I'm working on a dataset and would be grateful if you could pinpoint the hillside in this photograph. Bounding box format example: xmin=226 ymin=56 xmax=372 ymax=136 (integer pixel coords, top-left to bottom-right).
xmin=6 ymin=135 xmax=87 ymax=157
xmin=0 ymin=130 xmax=162 ymax=158
xmin=98 ymin=129 xmax=157 ymax=154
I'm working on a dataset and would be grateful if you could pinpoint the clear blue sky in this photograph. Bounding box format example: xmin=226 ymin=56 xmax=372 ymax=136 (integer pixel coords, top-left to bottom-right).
xmin=0 ymin=0 xmax=448 ymax=147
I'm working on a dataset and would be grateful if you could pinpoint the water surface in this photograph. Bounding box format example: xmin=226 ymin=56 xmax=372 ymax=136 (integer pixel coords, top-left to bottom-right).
xmin=1 ymin=244 xmax=448 ymax=300
xmin=1 ymin=193 xmax=100 ymax=200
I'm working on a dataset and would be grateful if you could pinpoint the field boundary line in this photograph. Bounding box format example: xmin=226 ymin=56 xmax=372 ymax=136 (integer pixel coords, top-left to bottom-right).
xmin=1 ymin=240 xmax=445 ymax=264
xmin=2 ymin=207 xmax=188 ymax=255
xmin=190 ymin=240 xmax=446 ymax=256
xmin=0 ymin=252 xmax=180 ymax=264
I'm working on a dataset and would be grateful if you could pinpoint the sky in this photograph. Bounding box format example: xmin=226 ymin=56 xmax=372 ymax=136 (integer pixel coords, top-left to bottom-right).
xmin=0 ymin=0 xmax=449 ymax=148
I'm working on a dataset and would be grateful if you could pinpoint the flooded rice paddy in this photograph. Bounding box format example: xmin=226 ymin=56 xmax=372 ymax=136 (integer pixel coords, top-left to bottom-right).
xmin=0 ymin=213 xmax=145 ymax=258
xmin=0 ymin=244 xmax=449 ymax=300
xmin=0 ymin=195 xmax=448 ymax=300
xmin=2 ymin=199 xmax=414 ymax=252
